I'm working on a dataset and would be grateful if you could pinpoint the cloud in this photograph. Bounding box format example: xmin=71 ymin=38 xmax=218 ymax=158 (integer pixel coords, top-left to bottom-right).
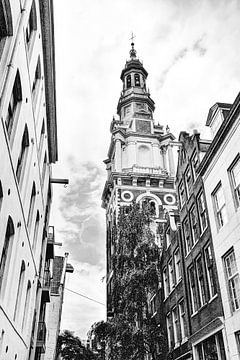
xmin=58 ymin=159 xmax=105 ymax=267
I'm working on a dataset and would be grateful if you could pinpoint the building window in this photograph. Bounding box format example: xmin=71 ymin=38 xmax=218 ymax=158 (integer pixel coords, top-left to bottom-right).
xmin=195 ymin=332 xmax=226 ymax=360
xmin=213 ymin=184 xmax=227 ymax=229
xmin=163 ymin=267 xmax=169 ymax=299
xmin=172 ymin=307 xmax=179 ymax=347
xmin=27 ymin=182 xmax=36 ymax=228
xmin=124 ymin=104 xmax=131 ymax=116
xmin=204 ymin=245 xmax=217 ymax=299
xmin=5 ymin=70 xmax=22 ymax=140
xmin=183 ymin=217 xmax=192 ymax=255
xmin=190 ymin=205 xmax=198 ymax=244
xmin=126 ymin=74 xmax=131 ymax=88
xmin=16 ymin=125 xmax=29 ymax=184
xmin=134 ymin=73 xmax=140 ymax=86
xmin=178 ymin=181 xmax=185 ymax=208
xmin=22 ymin=280 xmax=31 ymax=331
xmin=166 ymin=313 xmax=173 ymax=350
xmin=196 ymin=256 xmax=207 ymax=307
xmin=235 ymin=331 xmax=240 ymax=356
xmin=179 ymin=300 xmax=186 ymax=341
xmin=168 ymin=259 xmax=175 ymax=292
xmin=185 ymin=167 xmax=192 ymax=199
xmin=136 ymin=103 xmax=145 ymax=111
xmin=229 ymin=155 xmax=240 ymax=208
xmin=0 ymin=217 xmax=14 ymax=295
xmin=26 ymin=0 xmax=37 ymax=46
xmin=14 ymin=261 xmax=26 ymax=321
xmin=166 ymin=230 xmax=170 ymax=248
xmin=0 ymin=0 xmax=13 ymax=40
xmin=174 ymin=248 xmax=181 ymax=283
xmin=223 ymin=249 xmax=240 ymax=312
xmin=188 ymin=265 xmax=198 ymax=313
xmin=191 ymin=152 xmax=199 ymax=181
xmin=197 ymin=192 xmax=207 ymax=233
xmin=150 ymin=294 xmax=157 ymax=316
xmin=32 ymin=56 xmax=41 ymax=99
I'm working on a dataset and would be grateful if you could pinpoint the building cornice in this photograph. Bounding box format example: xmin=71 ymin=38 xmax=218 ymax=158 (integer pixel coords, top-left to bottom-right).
xmin=199 ymin=92 xmax=240 ymax=176
xmin=39 ymin=0 xmax=58 ymax=163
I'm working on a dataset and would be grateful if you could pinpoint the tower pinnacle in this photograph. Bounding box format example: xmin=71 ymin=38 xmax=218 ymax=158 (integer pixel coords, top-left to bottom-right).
xmin=129 ymin=32 xmax=137 ymax=59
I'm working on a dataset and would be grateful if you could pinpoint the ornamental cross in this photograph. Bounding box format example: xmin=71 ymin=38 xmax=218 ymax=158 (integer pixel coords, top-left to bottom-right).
xmin=130 ymin=32 xmax=136 ymax=43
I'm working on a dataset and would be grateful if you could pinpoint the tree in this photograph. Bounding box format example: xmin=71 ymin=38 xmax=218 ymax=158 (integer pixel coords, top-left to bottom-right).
xmin=56 ymin=330 xmax=95 ymax=360
xmin=91 ymin=202 xmax=167 ymax=360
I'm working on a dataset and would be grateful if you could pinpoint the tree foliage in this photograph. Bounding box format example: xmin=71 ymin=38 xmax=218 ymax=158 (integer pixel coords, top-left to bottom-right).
xmin=91 ymin=202 xmax=167 ymax=360
xmin=56 ymin=329 xmax=95 ymax=360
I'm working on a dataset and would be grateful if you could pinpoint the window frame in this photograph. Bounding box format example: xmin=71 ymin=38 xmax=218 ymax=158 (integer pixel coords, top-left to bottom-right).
xmin=228 ymin=154 xmax=240 ymax=209
xmin=197 ymin=191 xmax=208 ymax=234
xmin=174 ymin=248 xmax=182 ymax=283
xmin=212 ymin=183 xmax=228 ymax=230
xmin=5 ymin=70 xmax=22 ymax=142
xmin=223 ymin=248 xmax=240 ymax=312
xmin=188 ymin=264 xmax=198 ymax=314
xmin=196 ymin=255 xmax=207 ymax=307
xmin=204 ymin=244 xmax=217 ymax=299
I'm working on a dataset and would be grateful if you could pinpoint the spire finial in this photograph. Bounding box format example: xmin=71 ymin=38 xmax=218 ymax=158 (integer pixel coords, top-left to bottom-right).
xmin=129 ymin=32 xmax=137 ymax=59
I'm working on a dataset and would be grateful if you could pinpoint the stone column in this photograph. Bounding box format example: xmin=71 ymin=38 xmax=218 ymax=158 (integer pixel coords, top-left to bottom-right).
xmin=115 ymin=139 xmax=122 ymax=172
xmin=168 ymin=144 xmax=175 ymax=176
xmin=161 ymin=145 xmax=168 ymax=171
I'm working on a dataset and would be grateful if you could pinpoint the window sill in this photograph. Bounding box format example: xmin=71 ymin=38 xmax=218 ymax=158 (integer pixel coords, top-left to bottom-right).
xmin=208 ymin=294 xmax=218 ymax=303
xmin=181 ymin=337 xmax=188 ymax=344
xmin=191 ymin=311 xmax=198 ymax=318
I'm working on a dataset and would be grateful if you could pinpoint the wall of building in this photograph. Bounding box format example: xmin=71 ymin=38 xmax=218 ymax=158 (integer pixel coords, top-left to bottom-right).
xmin=0 ymin=0 xmax=57 ymax=359
xmin=202 ymin=109 xmax=240 ymax=360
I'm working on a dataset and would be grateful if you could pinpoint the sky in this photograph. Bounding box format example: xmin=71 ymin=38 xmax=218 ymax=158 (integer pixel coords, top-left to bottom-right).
xmin=50 ymin=0 xmax=240 ymax=339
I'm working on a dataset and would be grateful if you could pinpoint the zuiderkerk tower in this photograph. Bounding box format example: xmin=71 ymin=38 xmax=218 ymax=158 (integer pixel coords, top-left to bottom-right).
xmin=102 ymin=42 xmax=178 ymax=317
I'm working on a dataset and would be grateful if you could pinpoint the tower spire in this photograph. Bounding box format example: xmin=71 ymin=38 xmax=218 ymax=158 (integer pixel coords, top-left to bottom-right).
xmin=129 ymin=32 xmax=137 ymax=59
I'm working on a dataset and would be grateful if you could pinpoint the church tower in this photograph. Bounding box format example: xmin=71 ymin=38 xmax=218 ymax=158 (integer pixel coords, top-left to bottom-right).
xmin=102 ymin=42 xmax=178 ymax=317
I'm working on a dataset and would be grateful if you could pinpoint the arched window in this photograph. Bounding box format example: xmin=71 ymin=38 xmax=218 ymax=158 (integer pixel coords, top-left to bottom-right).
xmin=16 ymin=124 xmax=29 ymax=183
xmin=26 ymin=0 xmax=37 ymax=46
xmin=0 ymin=216 xmax=14 ymax=295
xmin=5 ymin=70 xmax=22 ymax=140
xmin=134 ymin=73 xmax=140 ymax=87
xmin=22 ymin=280 xmax=31 ymax=331
xmin=126 ymin=74 xmax=131 ymax=88
xmin=142 ymin=197 xmax=157 ymax=216
xmin=14 ymin=261 xmax=26 ymax=321
xmin=32 ymin=210 xmax=40 ymax=252
xmin=27 ymin=182 xmax=36 ymax=228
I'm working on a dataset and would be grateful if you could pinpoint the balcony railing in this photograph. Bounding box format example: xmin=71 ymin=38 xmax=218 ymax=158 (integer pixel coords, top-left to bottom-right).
xmin=36 ymin=321 xmax=46 ymax=353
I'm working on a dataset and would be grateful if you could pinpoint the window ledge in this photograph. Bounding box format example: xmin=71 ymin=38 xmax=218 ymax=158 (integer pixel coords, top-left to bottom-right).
xmin=191 ymin=311 xmax=198 ymax=318
xmin=208 ymin=294 xmax=218 ymax=303
xmin=181 ymin=337 xmax=188 ymax=344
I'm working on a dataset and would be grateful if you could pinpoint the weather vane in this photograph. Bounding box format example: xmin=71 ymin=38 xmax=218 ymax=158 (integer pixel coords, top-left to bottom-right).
xmin=130 ymin=32 xmax=136 ymax=43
